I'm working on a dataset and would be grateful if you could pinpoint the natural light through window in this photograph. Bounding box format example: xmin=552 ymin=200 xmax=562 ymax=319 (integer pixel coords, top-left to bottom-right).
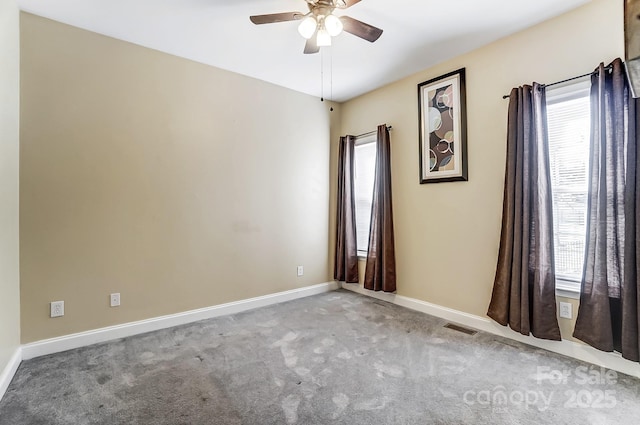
xmin=546 ymin=79 xmax=591 ymax=293
xmin=354 ymin=135 xmax=376 ymax=255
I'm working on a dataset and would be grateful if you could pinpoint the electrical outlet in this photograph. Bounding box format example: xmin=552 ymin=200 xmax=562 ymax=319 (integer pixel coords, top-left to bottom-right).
xmin=50 ymin=301 xmax=64 ymax=318
xmin=297 ymin=265 xmax=304 ymax=277
xmin=110 ymin=293 xmax=121 ymax=307
xmin=559 ymin=302 xmax=572 ymax=319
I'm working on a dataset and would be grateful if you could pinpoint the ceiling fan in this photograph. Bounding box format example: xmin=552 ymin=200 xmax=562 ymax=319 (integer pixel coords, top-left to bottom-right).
xmin=249 ymin=0 xmax=383 ymax=54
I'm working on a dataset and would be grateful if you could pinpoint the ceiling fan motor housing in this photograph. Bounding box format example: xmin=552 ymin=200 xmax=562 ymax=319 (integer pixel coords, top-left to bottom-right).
xmin=308 ymin=1 xmax=337 ymax=18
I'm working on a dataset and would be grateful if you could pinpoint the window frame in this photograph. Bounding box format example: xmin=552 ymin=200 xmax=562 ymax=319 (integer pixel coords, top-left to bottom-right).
xmin=545 ymin=77 xmax=591 ymax=299
xmin=353 ymin=133 xmax=377 ymax=258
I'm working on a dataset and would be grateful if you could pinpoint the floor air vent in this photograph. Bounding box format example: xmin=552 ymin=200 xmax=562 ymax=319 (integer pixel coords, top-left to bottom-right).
xmin=443 ymin=323 xmax=477 ymax=335
xmin=495 ymin=339 xmax=520 ymax=348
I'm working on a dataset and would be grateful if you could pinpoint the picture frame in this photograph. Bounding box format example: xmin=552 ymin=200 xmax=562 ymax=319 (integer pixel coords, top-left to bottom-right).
xmin=418 ymin=68 xmax=468 ymax=184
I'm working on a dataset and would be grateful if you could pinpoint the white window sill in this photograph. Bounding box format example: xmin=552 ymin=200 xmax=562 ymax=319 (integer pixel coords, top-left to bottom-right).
xmin=556 ymin=278 xmax=581 ymax=300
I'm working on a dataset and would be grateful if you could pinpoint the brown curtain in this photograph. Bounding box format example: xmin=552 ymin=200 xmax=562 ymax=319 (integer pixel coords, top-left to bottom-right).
xmin=573 ymin=59 xmax=640 ymax=362
xmin=334 ymin=135 xmax=359 ymax=283
xmin=487 ymin=83 xmax=561 ymax=341
xmin=625 ymin=97 xmax=640 ymax=362
xmin=364 ymin=125 xmax=396 ymax=292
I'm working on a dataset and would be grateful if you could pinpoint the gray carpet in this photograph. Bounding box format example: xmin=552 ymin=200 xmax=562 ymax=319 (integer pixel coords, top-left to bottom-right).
xmin=1 ymin=289 xmax=639 ymax=424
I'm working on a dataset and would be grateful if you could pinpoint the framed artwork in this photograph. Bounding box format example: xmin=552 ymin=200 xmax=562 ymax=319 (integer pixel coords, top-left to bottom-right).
xmin=418 ymin=68 xmax=468 ymax=183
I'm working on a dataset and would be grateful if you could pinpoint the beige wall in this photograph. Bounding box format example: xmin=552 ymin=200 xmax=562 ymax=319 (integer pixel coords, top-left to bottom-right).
xmin=0 ymin=0 xmax=21 ymax=370
xmin=338 ymin=0 xmax=623 ymax=340
xmin=17 ymin=0 xmax=625 ymax=345
xmin=20 ymin=13 xmax=334 ymax=343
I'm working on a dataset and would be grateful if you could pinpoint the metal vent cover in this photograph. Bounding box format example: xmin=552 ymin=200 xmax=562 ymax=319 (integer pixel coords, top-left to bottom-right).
xmin=443 ymin=323 xmax=478 ymax=335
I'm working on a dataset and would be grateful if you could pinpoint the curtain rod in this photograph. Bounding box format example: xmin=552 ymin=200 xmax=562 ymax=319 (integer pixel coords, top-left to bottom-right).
xmin=355 ymin=126 xmax=392 ymax=138
xmin=501 ymin=64 xmax=613 ymax=99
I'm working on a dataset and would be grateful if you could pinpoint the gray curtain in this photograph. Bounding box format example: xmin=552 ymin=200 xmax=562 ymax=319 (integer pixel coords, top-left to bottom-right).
xmin=626 ymin=97 xmax=640 ymax=362
xmin=334 ymin=135 xmax=359 ymax=283
xmin=364 ymin=125 xmax=396 ymax=292
xmin=487 ymin=83 xmax=561 ymax=340
xmin=573 ymin=58 xmax=640 ymax=363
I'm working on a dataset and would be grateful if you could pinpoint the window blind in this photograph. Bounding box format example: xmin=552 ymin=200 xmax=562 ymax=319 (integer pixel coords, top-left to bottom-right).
xmin=546 ymin=80 xmax=591 ymax=287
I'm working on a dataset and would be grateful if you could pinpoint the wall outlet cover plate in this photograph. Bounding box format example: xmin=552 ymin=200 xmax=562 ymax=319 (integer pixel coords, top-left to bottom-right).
xmin=559 ymin=302 xmax=572 ymax=319
xmin=50 ymin=301 xmax=64 ymax=318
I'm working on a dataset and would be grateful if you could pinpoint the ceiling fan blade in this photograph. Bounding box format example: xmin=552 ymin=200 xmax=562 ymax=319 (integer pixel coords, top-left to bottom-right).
xmin=304 ymin=37 xmax=320 ymax=54
xmin=250 ymin=12 xmax=303 ymax=25
xmin=340 ymin=16 xmax=382 ymax=42
xmin=336 ymin=0 xmax=362 ymax=9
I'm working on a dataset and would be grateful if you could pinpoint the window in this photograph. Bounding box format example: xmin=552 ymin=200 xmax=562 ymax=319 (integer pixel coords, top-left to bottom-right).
xmin=354 ymin=134 xmax=377 ymax=255
xmin=546 ymin=79 xmax=591 ymax=294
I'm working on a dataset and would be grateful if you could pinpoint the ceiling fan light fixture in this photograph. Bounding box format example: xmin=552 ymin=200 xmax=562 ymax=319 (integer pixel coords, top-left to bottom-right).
xmin=324 ymin=14 xmax=343 ymax=37
xmin=316 ymin=28 xmax=332 ymax=47
xmin=298 ymin=16 xmax=317 ymax=39
xmin=249 ymin=0 xmax=383 ymax=55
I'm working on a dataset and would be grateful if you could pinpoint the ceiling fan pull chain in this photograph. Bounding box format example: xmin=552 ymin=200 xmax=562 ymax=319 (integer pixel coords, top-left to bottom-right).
xmin=320 ymin=47 xmax=324 ymax=102
xmin=330 ymin=47 xmax=334 ymax=112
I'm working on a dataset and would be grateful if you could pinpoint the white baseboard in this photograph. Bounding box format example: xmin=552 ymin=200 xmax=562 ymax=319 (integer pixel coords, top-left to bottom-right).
xmin=22 ymin=282 xmax=339 ymax=361
xmin=0 ymin=347 xmax=22 ymax=403
xmin=17 ymin=280 xmax=640 ymax=380
xmin=340 ymin=282 xmax=640 ymax=379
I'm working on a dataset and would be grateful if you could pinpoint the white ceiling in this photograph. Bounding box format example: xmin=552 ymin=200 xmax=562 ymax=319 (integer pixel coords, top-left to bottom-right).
xmin=17 ymin=0 xmax=591 ymax=102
